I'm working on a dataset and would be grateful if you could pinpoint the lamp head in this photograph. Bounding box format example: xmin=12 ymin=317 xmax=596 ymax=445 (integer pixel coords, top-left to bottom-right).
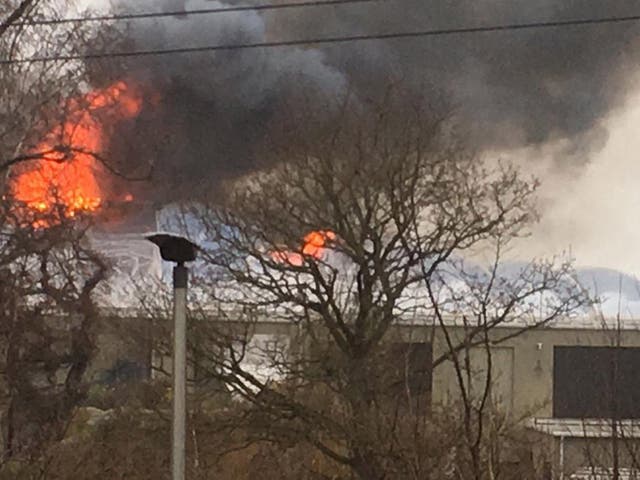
xmin=146 ymin=233 xmax=198 ymax=264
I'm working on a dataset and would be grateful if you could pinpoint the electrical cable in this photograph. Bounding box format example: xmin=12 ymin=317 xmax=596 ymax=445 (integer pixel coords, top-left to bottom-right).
xmin=8 ymin=0 xmax=385 ymax=27
xmin=3 ymin=12 xmax=640 ymax=66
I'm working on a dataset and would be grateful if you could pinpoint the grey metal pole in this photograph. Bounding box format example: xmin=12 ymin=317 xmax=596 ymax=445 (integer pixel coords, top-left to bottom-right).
xmin=172 ymin=264 xmax=188 ymax=480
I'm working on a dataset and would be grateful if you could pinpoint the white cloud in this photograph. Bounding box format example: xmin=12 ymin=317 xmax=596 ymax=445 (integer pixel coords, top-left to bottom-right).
xmin=510 ymin=85 xmax=640 ymax=277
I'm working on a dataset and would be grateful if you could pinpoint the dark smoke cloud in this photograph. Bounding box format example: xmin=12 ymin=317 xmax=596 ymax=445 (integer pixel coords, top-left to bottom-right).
xmin=280 ymin=0 xmax=640 ymax=153
xmin=102 ymin=0 xmax=640 ymax=200
xmin=104 ymin=0 xmax=345 ymax=200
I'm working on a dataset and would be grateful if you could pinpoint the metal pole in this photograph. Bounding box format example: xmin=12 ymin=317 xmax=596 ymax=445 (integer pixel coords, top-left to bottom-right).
xmin=172 ymin=264 xmax=188 ymax=480
xmin=559 ymin=435 xmax=565 ymax=480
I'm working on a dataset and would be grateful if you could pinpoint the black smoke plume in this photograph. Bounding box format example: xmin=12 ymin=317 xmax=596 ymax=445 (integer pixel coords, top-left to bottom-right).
xmin=97 ymin=0 xmax=640 ymax=201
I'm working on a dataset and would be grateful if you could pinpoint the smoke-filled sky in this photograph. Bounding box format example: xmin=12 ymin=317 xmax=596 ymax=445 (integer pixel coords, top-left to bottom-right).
xmin=80 ymin=0 xmax=640 ymax=275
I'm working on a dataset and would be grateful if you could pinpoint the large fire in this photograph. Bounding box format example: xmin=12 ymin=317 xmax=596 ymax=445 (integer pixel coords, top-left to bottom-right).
xmin=10 ymin=81 xmax=143 ymax=220
xmin=273 ymin=230 xmax=336 ymax=266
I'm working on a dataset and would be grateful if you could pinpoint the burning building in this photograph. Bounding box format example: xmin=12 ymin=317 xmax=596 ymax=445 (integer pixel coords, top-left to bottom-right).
xmin=9 ymin=81 xmax=143 ymax=219
xmin=6 ymin=1 xmax=640 ymax=475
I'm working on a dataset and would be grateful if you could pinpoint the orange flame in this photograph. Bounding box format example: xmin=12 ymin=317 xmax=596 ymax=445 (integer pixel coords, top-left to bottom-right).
xmin=10 ymin=81 xmax=143 ymax=221
xmin=272 ymin=230 xmax=336 ymax=266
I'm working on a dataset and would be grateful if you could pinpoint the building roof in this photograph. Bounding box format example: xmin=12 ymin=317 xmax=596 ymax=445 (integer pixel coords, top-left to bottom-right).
xmin=90 ymin=207 xmax=640 ymax=329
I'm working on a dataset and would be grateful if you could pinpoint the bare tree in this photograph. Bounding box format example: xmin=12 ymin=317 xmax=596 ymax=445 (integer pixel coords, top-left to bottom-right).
xmin=427 ymin=240 xmax=583 ymax=479
xmin=0 ymin=1 xmax=38 ymax=39
xmin=1 ymin=1 xmax=84 ymax=177
xmin=0 ymin=1 xmax=151 ymax=190
xmin=571 ymin=281 xmax=640 ymax=480
xmin=139 ymin=91 xmax=589 ymax=479
xmin=0 ymin=202 xmax=110 ymax=461
xmin=0 ymin=1 xmax=139 ymax=466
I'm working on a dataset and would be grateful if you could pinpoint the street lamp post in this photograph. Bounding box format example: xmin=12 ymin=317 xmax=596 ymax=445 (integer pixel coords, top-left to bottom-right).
xmin=146 ymin=233 xmax=198 ymax=480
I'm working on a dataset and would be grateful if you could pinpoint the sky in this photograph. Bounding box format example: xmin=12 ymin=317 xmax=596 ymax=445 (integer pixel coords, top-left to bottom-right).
xmin=519 ymin=85 xmax=640 ymax=276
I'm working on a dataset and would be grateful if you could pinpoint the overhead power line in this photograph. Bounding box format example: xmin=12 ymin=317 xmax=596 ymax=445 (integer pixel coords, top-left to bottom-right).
xmin=10 ymin=0 xmax=383 ymax=27
xmin=3 ymin=12 xmax=640 ymax=66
